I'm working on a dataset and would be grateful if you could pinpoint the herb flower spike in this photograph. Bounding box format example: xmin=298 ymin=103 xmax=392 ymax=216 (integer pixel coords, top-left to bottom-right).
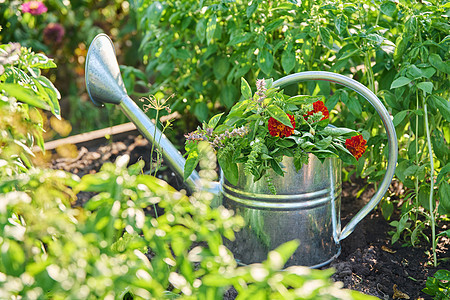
xmin=268 ymin=114 xmax=296 ymax=138
xmin=345 ymin=135 xmax=367 ymax=160
xmin=255 ymin=79 xmax=267 ymax=103
xmin=304 ymin=100 xmax=329 ymax=122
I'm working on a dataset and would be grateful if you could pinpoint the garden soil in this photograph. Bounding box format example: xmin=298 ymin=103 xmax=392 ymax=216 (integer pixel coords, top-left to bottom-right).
xmin=47 ymin=132 xmax=449 ymax=300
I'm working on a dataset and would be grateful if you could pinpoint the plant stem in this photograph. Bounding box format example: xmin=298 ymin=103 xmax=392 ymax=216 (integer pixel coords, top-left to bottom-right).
xmin=364 ymin=52 xmax=375 ymax=93
xmin=415 ymin=91 xmax=419 ymax=222
xmin=150 ymin=109 xmax=160 ymax=174
xmin=423 ymin=96 xmax=436 ymax=267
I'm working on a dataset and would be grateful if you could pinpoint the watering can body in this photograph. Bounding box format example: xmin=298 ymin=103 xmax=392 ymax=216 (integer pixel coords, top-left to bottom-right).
xmin=85 ymin=34 xmax=398 ymax=268
xmin=221 ymin=155 xmax=342 ymax=268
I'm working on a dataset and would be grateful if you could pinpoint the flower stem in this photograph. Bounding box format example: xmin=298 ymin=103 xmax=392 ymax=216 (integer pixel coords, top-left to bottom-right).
xmin=150 ymin=109 xmax=160 ymax=174
xmin=423 ymin=96 xmax=436 ymax=267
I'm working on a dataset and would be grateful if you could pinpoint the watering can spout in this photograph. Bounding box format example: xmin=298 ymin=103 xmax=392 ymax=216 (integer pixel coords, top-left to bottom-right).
xmin=85 ymin=33 xmax=218 ymax=195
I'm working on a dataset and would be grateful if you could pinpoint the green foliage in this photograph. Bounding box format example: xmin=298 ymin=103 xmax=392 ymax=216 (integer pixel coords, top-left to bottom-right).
xmin=184 ymin=78 xmax=360 ymax=192
xmin=423 ymin=269 xmax=450 ymax=300
xmin=0 ymin=0 xmax=142 ymax=134
xmin=0 ymin=41 xmax=60 ymax=174
xmin=133 ymin=0 xmax=449 ymax=264
xmin=0 ymin=154 xmax=373 ymax=299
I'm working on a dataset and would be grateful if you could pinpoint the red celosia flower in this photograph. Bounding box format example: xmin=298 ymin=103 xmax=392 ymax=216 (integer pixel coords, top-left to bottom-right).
xmin=268 ymin=114 xmax=296 ymax=138
xmin=21 ymin=1 xmax=48 ymax=15
xmin=304 ymin=100 xmax=329 ymax=122
xmin=43 ymin=23 xmax=65 ymax=44
xmin=345 ymin=135 xmax=367 ymax=160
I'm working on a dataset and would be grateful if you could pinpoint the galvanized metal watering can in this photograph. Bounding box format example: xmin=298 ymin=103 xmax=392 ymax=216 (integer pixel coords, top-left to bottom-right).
xmin=85 ymin=34 xmax=398 ymax=268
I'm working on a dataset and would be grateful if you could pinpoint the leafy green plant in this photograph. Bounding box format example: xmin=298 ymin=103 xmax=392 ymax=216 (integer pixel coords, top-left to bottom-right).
xmin=133 ymin=0 xmax=449 ymax=266
xmin=423 ymin=269 xmax=450 ymax=300
xmin=184 ymin=78 xmax=365 ymax=193
xmin=0 ymin=152 xmax=375 ymax=299
xmin=0 ymin=0 xmax=143 ymax=134
xmin=0 ymin=40 xmax=61 ymax=172
xmin=381 ymin=1 xmax=450 ymax=266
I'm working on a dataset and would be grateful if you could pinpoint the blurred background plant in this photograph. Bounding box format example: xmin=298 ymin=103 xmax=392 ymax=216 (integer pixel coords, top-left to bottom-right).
xmin=0 ymin=37 xmax=62 ymax=172
xmin=0 ymin=0 xmax=145 ymax=135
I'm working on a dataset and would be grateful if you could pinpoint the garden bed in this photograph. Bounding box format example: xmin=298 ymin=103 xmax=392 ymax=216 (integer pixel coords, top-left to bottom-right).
xmin=45 ymin=124 xmax=449 ymax=300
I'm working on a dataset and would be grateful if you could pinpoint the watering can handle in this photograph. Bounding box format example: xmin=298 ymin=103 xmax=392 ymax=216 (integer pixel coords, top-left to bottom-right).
xmin=272 ymin=71 xmax=398 ymax=241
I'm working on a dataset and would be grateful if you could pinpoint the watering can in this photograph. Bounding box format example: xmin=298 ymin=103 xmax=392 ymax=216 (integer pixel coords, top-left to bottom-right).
xmin=85 ymin=34 xmax=398 ymax=268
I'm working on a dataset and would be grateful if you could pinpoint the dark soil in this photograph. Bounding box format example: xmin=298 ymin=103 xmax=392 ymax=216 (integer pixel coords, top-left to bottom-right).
xmin=48 ymin=132 xmax=449 ymax=300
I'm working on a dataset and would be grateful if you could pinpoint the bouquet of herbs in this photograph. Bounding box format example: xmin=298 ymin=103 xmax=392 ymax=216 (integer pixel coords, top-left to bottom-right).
xmin=184 ymin=78 xmax=367 ymax=194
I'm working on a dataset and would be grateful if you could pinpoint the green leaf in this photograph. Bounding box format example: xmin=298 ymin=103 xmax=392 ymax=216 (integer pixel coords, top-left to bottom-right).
xmin=407 ymin=65 xmax=424 ymax=79
xmin=315 ymin=136 xmax=332 ymax=150
xmin=220 ymin=84 xmax=237 ymax=108
xmin=202 ymin=274 xmax=232 ymax=287
xmin=390 ymin=76 xmax=411 ymax=89
xmin=3 ymin=240 xmax=26 ymax=276
xmin=29 ymin=54 xmax=57 ymax=69
xmin=319 ymin=27 xmax=333 ymax=49
xmin=394 ymin=35 xmax=410 ymax=64
xmin=438 ymin=182 xmax=450 ymax=215
xmin=266 ymin=240 xmax=299 ymax=270
xmin=241 ymin=78 xmax=252 ymax=100
xmin=208 ymin=112 xmax=224 ymax=129
xmin=342 ymin=95 xmax=362 ymax=117
xmin=381 ymin=199 xmax=394 ymax=220
xmin=194 ymin=102 xmax=208 ymax=122
xmin=366 ymin=33 xmax=384 ymax=46
xmin=429 ymin=53 xmax=450 ymax=75
xmin=436 ymin=163 xmax=450 ymax=184
xmin=286 ymin=95 xmax=321 ymax=105
xmin=431 ymin=95 xmax=450 ymax=122
xmin=322 ymin=126 xmax=355 ymax=137
xmin=275 ymin=139 xmax=296 ymax=148
xmin=338 ymin=48 xmax=361 ymax=61
xmin=195 ymin=19 xmax=206 ymax=42
xmin=380 ymin=1 xmax=397 ymax=17
xmin=0 ymin=83 xmax=50 ymax=110
xmin=218 ymin=151 xmax=238 ymax=186
xmin=270 ymin=159 xmax=284 ymax=177
xmin=34 ymin=76 xmax=61 ymax=118
xmin=246 ymin=1 xmax=258 ymax=18
xmin=227 ymin=32 xmax=252 ymax=46
xmin=418 ymin=186 xmax=431 ymax=211
xmin=213 ymin=57 xmax=229 ymax=80
xmin=206 ymin=14 xmax=217 ymax=45
xmin=266 ymin=105 xmax=293 ymax=127
xmin=335 ymin=14 xmax=348 ymax=35
xmin=434 ymin=269 xmax=450 ymax=281
xmin=393 ymin=110 xmax=408 ymax=126
xmin=184 ymin=144 xmax=200 ymax=181
xmin=281 ymin=49 xmax=295 ymax=74
xmin=257 ymin=48 xmax=274 ymax=75
xmin=416 ymin=82 xmax=433 ymax=95
xmin=334 ymin=143 xmax=357 ymax=164
xmin=265 ymin=19 xmax=284 ymax=32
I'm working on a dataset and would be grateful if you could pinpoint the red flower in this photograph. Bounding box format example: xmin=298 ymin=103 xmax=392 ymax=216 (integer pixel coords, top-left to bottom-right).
xmin=268 ymin=114 xmax=296 ymax=138
xmin=21 ymin=1 xmax=47 ymax=15
xmin=345 ymin=135 xmax=367 ymax=160
xmin=304 ymin=100 xmax=329 ymax=122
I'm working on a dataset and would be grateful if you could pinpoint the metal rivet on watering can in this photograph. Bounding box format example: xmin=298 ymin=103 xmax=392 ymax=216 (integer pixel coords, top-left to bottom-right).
xmin=85 ymin=33 xmax=398 ymax=268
